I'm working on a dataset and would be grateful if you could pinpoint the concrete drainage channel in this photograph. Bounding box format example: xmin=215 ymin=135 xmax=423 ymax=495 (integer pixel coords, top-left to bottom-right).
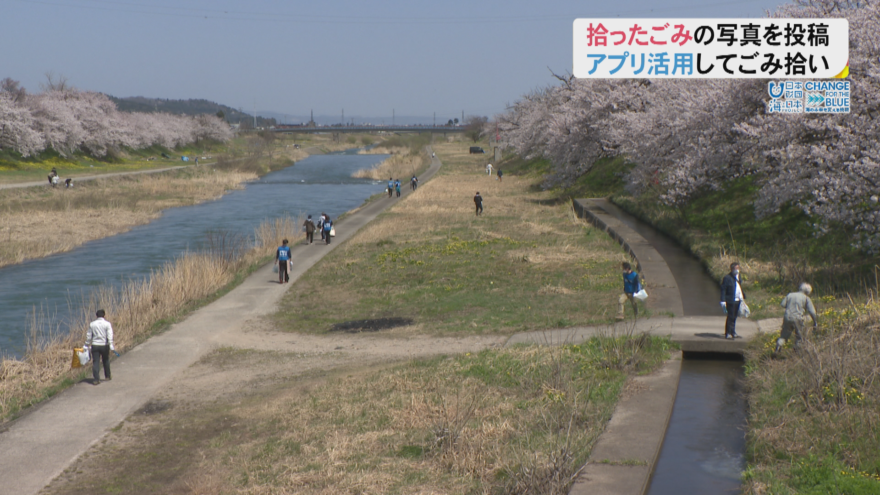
xmin=571 ymin=199 xmax=748 ymax=495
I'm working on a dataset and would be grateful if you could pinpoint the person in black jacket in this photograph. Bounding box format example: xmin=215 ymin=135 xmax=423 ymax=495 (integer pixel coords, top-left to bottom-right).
xmin=720 ymin=262 xmax=745 ymax=339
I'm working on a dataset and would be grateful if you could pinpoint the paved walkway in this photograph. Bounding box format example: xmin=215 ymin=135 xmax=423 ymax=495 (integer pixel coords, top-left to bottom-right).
xmin=0 ymin=149 xmax=442 ymax=495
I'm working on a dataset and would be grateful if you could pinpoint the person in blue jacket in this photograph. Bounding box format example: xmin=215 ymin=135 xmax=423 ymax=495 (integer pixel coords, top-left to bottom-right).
xmin=617 ymin=262 xmax=641 ymax=319
xmin=720 ymin=262 xmax=745 ymax=338
xmin=275 ymin=239 xmax=291 ymax=283
xmin=388 ymin=177 xmax=394 ymax=198
xmin=323 ymin=214 xmax=333 ymax=244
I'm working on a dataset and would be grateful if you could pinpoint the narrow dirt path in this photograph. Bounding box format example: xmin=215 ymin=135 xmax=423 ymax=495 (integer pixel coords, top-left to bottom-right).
xmin=0 ymin=165 xmax=194 ymax=190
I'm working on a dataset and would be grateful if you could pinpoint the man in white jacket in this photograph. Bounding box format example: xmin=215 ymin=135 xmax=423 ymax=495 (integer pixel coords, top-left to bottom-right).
xmin=84 ymin=309 xmax=115 ymax=385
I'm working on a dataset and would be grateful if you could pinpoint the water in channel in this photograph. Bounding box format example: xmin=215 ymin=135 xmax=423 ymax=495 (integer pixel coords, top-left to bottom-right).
xmin=646 ymin=356 xmax=748 ymax=495
xmin=0 ymin=150 xmax=388 ymax=357
xmin=589 ymin=200 xmax=748 ymax=493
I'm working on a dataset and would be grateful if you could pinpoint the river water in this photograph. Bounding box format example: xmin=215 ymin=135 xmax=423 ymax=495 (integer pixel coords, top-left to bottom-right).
xmin=0 ymin=150 xmax=387 ymax=357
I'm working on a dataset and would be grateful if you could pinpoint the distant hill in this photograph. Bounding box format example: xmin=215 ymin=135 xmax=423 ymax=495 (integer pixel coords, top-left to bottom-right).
xmin=105 ymin=96 xmax=271 ymax=126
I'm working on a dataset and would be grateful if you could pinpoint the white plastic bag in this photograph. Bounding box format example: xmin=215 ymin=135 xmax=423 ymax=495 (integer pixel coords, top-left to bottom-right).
xmin=73 ymin=347 xmax=91 ymax=368
xmin=738 ymin=301 xmax=750 ymax=318
xmin=634 ymin=289 xmax=648 ymax=301
xmin=272 ymin=264 xmax=279 ymax=274
xmin=330 ymin=227 xmax=336 ymax=237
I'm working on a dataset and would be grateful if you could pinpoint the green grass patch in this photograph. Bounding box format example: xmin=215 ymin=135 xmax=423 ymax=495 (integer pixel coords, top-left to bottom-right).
xmin=273 ymin=140 xmax=635 ymax=336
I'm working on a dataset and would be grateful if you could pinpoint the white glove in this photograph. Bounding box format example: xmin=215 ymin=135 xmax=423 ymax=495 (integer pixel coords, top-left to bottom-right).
xmin=720 ymin=302 xmax=726 ymax=307
xmin=110 ymin=344 xmax=115 ymax=351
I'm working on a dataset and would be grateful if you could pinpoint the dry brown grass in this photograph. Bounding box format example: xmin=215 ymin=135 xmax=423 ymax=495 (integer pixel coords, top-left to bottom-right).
xmin=0 ymin=215 xmax=300 ymax=422
xmin=744 ymin=302 xmax=880 ymax=493
xmin=44 ymin=342 xmax=669 ymax=495
xmin=357 ymin=145 xmax=409 ymax=155
xmin=352 ymin=149 xmax=429 ymax=181
xmin=0 ymin=169 xmax=256 ymax=268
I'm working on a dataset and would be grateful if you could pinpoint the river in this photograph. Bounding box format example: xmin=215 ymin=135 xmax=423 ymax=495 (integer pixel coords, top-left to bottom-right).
xmin=0 ymin=150 xmax=387 ymax=357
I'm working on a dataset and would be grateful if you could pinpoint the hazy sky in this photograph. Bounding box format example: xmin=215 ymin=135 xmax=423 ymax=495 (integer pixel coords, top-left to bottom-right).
xmin=4 ymin=0 xmax=787 ymax=121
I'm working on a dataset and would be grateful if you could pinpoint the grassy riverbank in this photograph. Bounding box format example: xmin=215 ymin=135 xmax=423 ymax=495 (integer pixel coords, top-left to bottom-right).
xmin=743 ymin=304 xmax=880 ymax=494
xmin=33 ymin=138 xmax=673 ymax=494
xmin=352 ymin=133 xmax=432 ymax=180
xmin=0 ymin=132 xmax=390 ymax=269
xmin=274 ymin=140 xmax=639 ymax=337
xmin=500 ymin=153 xmax=878 ymax=318
xmin=0 ymin=215 xmax=301 ymax=422
xmin=502 ymin=150 xmax=880 ymax=492
xmin=0 ymin=167 xmax=256 ymax=268
xmin=0 ymin=140 xmax=231 ymax=184
xmin=45 ymin=339 xmax=673 ymax=495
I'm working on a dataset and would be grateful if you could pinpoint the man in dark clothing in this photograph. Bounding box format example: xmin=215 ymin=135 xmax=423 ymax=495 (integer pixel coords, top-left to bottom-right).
xmin=411 ymin=175 xmax=418 ymax=190
xmin=388 ymin=178 xmax=394 ymax=198
xmin=720 ymin=262 xmax=745 ymax=338
xmin=275 ymin=239 xmax=291 ymax=283
xmin=323 ymin=215 xmax=333 ymax=244
xmin=474 ymin=192 xmax=483 ymax=216
xmin=497 ymin=169 xmax=503 ymax=182
xmin=303 ymin=215 xmax=316 ymax=244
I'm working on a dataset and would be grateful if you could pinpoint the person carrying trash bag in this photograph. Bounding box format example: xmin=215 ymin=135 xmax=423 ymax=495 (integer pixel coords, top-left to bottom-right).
xmin=323 ymin=215 xmax=333 ymax=244
xmin=84 ymin=309 xmax=115 ymax=385
xmin=275 ymin=239 xmax=291 ymax=283
xmin=617 ymin=262 xmax=646 ymax=319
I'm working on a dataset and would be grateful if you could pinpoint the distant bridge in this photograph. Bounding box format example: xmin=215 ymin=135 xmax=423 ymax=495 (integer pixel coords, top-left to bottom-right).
xmin=271 ymin=125 xmax=466 ymax=134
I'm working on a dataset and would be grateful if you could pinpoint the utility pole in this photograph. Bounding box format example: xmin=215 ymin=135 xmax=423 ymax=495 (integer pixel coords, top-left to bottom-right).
xmin=433 ymin=112 xmax=436 ymax=127
xmin=253 ymin=100 xmax=257 ymax=129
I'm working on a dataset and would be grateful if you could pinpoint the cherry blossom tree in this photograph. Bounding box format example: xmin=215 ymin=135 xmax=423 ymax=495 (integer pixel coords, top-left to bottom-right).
xmin=499 ymin=0 xmax=880 ymax=250
xmin=0 ymin=92 xmax=43 ymax=157
xmin=0 ymin=81 xmax=233 ymax=160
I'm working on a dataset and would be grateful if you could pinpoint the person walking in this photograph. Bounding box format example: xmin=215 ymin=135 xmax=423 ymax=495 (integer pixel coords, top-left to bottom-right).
xmin=303 ymin=215 xmax=316 ymax=244
xmin=411 ymin=175 xmax=418 ymax=190
xmin=388 ymin=178 xmax=394 ymax=198
xmin=720 ymin=262 xmax=745 ymax=338
xmin=617 ymin=262 xmax=642 ymax=319
xmin=775 ymin=283 xmax=819 ymax=353
xmin=486 ymin=163 xmax=493 ymax=176
xmin=317 ymin=215 xmax=325 ymax=241
xmin=474 ymin=191 xmax=483 ymax=216
xmin=323 ymin=215 xmax=333 ymax=244
xmin=84 ymin=309 xmax=114 ymax=385
xmin=497 ymin=169 xmax=503 ymax=182
xmin=395 ymin=180 xmax=402 ymax=197
xmin=65 ymin=178 xmax=73 ymax=188
xmin=275 ymin=239 xmax=291 ymax=283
